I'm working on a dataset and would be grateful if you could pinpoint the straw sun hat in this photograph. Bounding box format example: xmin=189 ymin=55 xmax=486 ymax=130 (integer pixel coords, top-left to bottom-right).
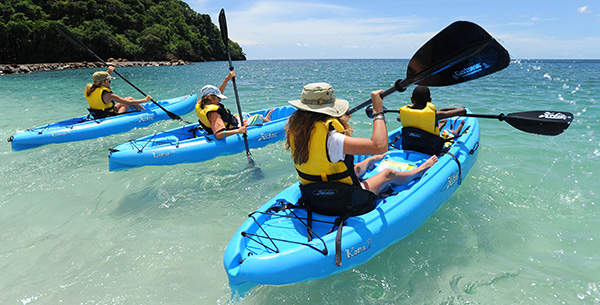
xmin=92 ymin=71 xmax=115 ymax=84
xmin=288 ymin=82 xmax=348 ymax=117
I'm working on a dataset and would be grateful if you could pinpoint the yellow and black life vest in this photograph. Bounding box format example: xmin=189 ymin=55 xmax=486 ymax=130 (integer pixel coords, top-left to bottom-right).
xmin=290 ymin=118 xmax=359 ymax=186
xmin=399 ymin=102 xmax=454 ymax=155
xmin=291 ymin=118 xmax=378 ymax=267
xmin=399 ymin=102 xmax=439 ymax=135
xmin=85 ymin=86 xmax=115 ymax=112
xmin=195 ymin=103 xmax=239 ymax=134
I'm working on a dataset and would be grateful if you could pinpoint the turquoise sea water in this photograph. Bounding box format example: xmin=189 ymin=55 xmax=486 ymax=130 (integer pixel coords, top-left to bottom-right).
xmin=0 ymin=59 xmax=598 ymax=304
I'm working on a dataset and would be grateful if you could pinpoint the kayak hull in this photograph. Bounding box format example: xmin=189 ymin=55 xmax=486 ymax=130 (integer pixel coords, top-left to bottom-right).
xmin=223 ymin=114 xmax=480 ymax=289
xmin=8 ymin=94 xmax=197 ymax=151
xmin=107 ymin=106 xmax=296 ymax=171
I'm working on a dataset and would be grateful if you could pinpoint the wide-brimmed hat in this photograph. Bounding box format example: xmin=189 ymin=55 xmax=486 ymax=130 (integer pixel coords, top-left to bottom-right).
xmin=288 ymin=82 xmax=348 ymax=117
xmin=92 ymin=71 xmax=115 ymax=83
xmin=201 ymin=85 xmax=227 ymax=100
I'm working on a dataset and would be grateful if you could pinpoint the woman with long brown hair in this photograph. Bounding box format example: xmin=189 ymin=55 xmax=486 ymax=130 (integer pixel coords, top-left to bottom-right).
xmin=285 ymin=82 xmax=437 ymax=208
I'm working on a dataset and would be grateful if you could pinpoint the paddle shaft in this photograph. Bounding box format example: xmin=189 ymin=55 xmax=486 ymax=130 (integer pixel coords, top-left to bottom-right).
xmin=219 ymin=9 xmax=254 ymax=164
xmin=370 ymin=108 xmax=572 ymax=136
xmin=55 ymin=24 xmax=188 ymax=123
xmin=376 ymin=108 xmax=527 ymax=120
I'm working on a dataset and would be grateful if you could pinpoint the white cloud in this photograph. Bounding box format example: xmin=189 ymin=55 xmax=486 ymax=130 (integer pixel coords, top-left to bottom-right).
xmin=577 ymin=5 xmax=592 ymax=14
xmin=189 ymin=0 xmax=600 ymax=59
xmin=223 ymin=1 xmax=428 ymax=59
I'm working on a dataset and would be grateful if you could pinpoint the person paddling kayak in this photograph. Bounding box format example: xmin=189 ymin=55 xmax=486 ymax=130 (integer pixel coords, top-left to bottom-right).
xmin=285 ymin=82 xmax=437 ymax=216
xmin=397 ymin=85 xmax=467 ymax=154
xmin=84 ymin=66 xmax=151 ymax=119
xmin=196 ymin=71 xmax=273 ymax=139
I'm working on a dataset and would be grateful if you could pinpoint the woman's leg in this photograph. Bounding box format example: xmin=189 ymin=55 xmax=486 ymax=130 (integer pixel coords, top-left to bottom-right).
xmin=361 ymin=155 xmax=438 ymax=195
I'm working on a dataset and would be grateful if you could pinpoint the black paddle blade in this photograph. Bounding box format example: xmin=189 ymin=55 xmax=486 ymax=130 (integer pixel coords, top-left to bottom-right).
xmin=407 ymin=21 xmax=510 ymax=87
xmin=218 ymin=9 xmax=229 ymax=48
xmin=502 ymin=111 xmax=574 ymax=136
xmin=56 ymin=24 xmax=84 ymax=50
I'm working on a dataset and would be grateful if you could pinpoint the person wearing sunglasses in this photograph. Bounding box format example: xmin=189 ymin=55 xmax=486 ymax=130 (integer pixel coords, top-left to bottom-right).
xmin=84 ymin=66 xmax=151 ymax=119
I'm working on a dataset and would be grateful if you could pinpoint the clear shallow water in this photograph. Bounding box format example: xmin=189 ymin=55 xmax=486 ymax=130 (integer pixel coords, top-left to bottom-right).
xmin=0 ymin=59 xmax=598 ymax=304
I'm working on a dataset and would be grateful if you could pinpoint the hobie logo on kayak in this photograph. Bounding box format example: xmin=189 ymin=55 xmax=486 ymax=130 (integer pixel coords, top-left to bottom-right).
xmin=442 ymin=171 xmax=459 ymax=191
xmin=136 ymin=115 xmax=154 ymax=123
xmin=539 ymin=112 xmax=568 ymax=120
xmin=313 ymin=189 xmax=337 ymax=196
xmin=453 ymin=62 xmax=490 ymax=79
xmin=344 ymin=238 xmax=372 ymax=260
xmin=258 ymin=131 xmax=278 ymax=141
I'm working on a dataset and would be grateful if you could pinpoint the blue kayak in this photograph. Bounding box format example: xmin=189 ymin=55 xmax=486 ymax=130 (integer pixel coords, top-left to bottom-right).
xmin=8 ymin=94 xmax=197 ymax=151
xmin=107 ymin=106 xmax=296 ymax=171
xmin=223 ymin=113 xmax=480 ymax=290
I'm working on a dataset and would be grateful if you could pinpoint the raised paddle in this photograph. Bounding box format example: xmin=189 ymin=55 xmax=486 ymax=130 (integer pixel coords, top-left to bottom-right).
xmin=365 ymin=106 xmax=574 ymax=136
xmin=55 ymin=24 xmax=190 ymax=123
xmin=219 ymin=9 xmax=259 ymax=170
xmin=347 ymin=21 xmax=510 ymax=115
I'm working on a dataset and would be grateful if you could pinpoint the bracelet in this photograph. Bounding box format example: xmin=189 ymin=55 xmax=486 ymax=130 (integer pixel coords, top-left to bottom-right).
xmin=373 ymin=114 xmax=386 ymax=121
xmin=222 ymin=130 xmax=226 ymax=138
xmin=372 ymin=111 xmax=384 ymax=117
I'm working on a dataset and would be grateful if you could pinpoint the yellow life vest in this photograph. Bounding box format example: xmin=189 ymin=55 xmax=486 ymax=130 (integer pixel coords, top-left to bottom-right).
xmin=85 ymin=86 xmax=115 ymax=112
xmin=399 ymin=102 xmax=439 ymax=135
xmin=195 ymin=103 xmax=238 ymax=134
xmin=291 ymin=118 xmax=357 ymax=186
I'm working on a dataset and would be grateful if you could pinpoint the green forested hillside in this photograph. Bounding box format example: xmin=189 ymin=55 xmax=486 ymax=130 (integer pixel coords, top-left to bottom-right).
xmin=0 ymin=0 xmax=245 ymax=63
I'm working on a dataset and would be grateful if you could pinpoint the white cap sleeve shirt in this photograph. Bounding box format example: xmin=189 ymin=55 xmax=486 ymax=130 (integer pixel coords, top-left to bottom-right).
xmin=326 ymin=130 xmax=346 ymax=162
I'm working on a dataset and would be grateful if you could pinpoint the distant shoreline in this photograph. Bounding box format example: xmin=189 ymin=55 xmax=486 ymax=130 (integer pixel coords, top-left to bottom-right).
xmin=0 ymin=59 xmax=193 ymax=75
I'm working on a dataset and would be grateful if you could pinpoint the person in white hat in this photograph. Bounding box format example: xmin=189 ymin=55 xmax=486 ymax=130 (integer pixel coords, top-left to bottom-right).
xmin=195 ymin=71 xmax=273 ymax=139
xmin=84 ymin=66 xmax=151 ymax=119
xmin=285 ymin=82 xmax=437 ymax=210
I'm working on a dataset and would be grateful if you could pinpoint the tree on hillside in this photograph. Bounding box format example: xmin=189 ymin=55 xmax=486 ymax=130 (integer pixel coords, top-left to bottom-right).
xmin=0 ymin=0 xmax=246 ymax=63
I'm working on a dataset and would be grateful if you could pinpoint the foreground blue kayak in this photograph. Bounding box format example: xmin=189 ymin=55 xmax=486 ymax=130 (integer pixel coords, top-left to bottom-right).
xmin=223 ymin=113 xmax=480 ymax=290
xmin=8 ymin=94 xmax=197 ymax=151
xmin=107 ymin=106 xmax=296 ymax=171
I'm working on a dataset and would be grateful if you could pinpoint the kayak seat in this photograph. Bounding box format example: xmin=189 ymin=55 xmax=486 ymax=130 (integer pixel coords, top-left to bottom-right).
xmin=249 ymin=184 xmax=397 ymax=268
xmin=298 ymin=182 xmax=377 ymax=266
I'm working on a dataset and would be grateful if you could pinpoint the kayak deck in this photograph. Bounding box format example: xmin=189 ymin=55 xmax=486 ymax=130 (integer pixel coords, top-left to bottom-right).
xmin=107 ymin=106 xmax=296 ymax=170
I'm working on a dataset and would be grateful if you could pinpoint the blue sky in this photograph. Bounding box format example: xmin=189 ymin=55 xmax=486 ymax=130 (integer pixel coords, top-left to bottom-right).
xmin=183 ymin=0 xmax=600 ymax=60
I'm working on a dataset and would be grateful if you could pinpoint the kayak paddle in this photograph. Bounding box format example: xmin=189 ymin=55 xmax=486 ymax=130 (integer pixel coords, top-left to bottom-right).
xmin=366 ymin=106 xmax=574 ymax=136
xmin=463 ymin=110 xmax=574 ymax=136
xmin=55 ymin=24 xmax=190 ymax=123
xmin=347 ymin=21 xmax=510 ymax=115
xmin=219 ymin=9 xmax=262 ymax=174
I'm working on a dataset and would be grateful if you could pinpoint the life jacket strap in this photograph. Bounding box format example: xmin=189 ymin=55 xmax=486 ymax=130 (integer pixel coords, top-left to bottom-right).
xmin=295 ymin=168 xmax=351 ymax=183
